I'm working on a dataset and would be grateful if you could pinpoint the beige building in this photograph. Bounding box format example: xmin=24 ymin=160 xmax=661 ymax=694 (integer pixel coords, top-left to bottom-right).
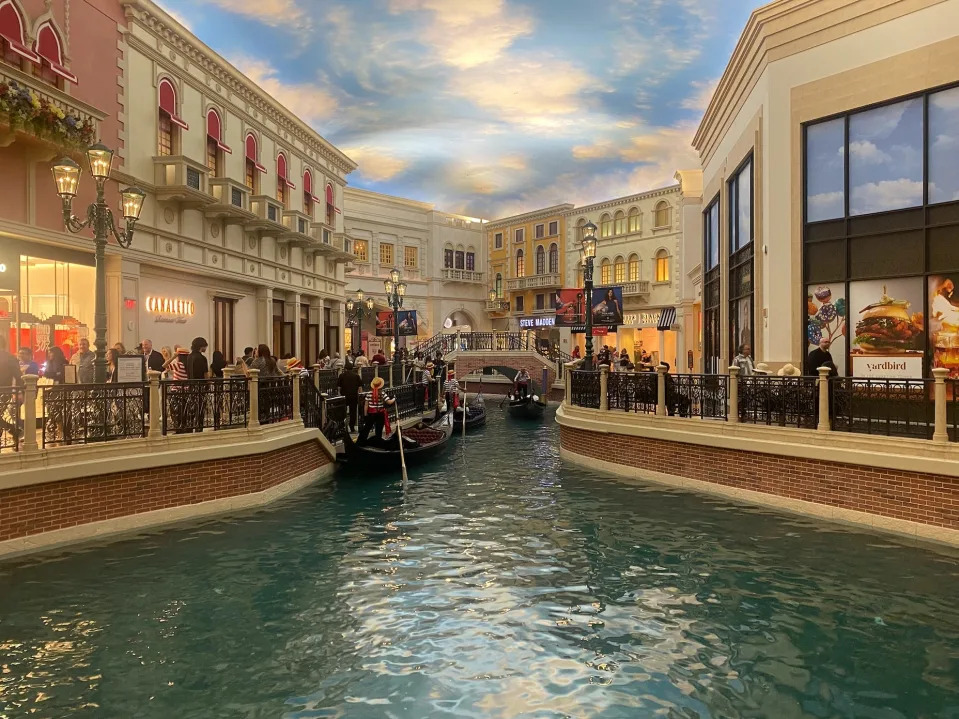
xmin=694 ymin=0 xmax=959 ymax=378
xmin=118 ymin=0 xmax=356 ymax=363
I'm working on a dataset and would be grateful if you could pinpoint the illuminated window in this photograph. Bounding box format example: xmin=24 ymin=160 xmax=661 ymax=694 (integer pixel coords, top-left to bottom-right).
xmin=495 ymin=273 xmax=502 ymax=297
xmin=655 ymin=250 xmax=670 ymax=282
xmin=157 ymin=79 xmax=184 ymax=156
xmin=654 ymin=201 xmax=671 ymax=228
xmin=206 ymin=109 xmax=228 ymax=177
xmin=628 ymin=254 xmax=639 ymax=281
xmin=600 ymin=214 xmax=612 ymax=238
xmin=628 ymin=208 xmax=640 ymax=232
xmin=354 ymin=239 xmax=369 ymax=262
xmin=613 ymin=211 xmax=626 ymax=235
xmin=614 ymin=256 xmax=625 ymax=283
xmin=516 ymin=249 xmax=525 ymax=277
xmin=303 ymin=170 xmax=314 ymax=217
xmin=600 ymin=258 xmax=611 ymax=284
xmin=158 ymin=112 xmax=173 ymax=156
xmin=326 ymin=184 xmax=335 ymax=225
xmin=404 ymin=245 xmax=417 ymax=268
xmin=245 ymin=134 xmax=262 ymax=193
xmin=277 ymin=153 xmax=288 ymax=207
xmin=380 ymin=243 xmax=394 ymax=265
xmin=206 ymin=137 xmax=218 ymax=175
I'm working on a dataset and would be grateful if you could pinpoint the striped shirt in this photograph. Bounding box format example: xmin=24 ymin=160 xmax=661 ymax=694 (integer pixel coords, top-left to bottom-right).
xmin=444 ymin=379 xmax=459 ymax=393
xmin=367 ymin=391 xmax=392 ymax=412
xmin=171 ymin=356 xmax=188 ymax=381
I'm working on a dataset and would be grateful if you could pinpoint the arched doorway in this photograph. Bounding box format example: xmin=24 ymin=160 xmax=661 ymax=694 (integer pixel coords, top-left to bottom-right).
xmin=443 ymin=309 xmax=475 ymax=333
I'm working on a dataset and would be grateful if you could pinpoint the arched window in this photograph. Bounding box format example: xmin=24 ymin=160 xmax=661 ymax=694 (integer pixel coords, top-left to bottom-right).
xmin=654 ymin=201 xmax=671 ymax=228
xmin=157 ymin=78 xmax=187 ymax=157
xmin=600 ymin=213 xmax=612 ymax=238
xmin=655 ymin=249 xmax=670 ymax=282
xmin=326 ymin=183 xmax=335 ymax=225
xmin=0 ymin=1 xmax=39 ymax=68
xmin=455 ymin=244 xmax=465 ymax=269
xmin=466 ymin=246 xmax=475 ymax=271
xmin=276 ymin=153 xmax=288 ymax=206
xmin=303 ymin=170 xmax=317 ymax=217
xmin=600 ymin=258 xmax=611 ymax=285
xmin=245 ymin=133 xmax=265 ymax=192
xmin=577 ymin=218 xmax=586 ymax=240
xmin=628 ymin=253 xmax=639 ymax=282
xmin=535 ymin=245 xmax=545 ymax=275
xmin=628 ymin=207 xmax=640 ymax=233
xmin=614 ymin=255 xmax=625 ymax=283
xmin=613 ymin=210 xmax=626 ymax=235
xmin=34 ymin=22 xmax=76 ymax=85
xmin=548 ymin=243 xmax=559 ymax=274
xmin=444 ymin=243 xmax=454 ymax=269
xmin=205 ymin=108 xmax=230 ymax=177
xmin=516 ymin=249 xmax=525 ymax=278
xmin=495 ymin=273 xmax=503 ymax=298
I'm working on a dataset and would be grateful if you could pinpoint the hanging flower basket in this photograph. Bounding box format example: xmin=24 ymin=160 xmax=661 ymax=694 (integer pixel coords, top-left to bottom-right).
xmin=0 ymin=80 xmax=95 ymax=149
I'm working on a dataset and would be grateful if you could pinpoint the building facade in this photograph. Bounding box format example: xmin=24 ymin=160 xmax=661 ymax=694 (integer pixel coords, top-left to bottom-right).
xmin=342 ymin=187 xmax=488 ymax=356
xmin=485 ymin=205 xmax=572 ymax=344
xmin=694 ymin=0 xmax=959 ymax=378
xmin=563 ymin=173 xmax=703 ymax=369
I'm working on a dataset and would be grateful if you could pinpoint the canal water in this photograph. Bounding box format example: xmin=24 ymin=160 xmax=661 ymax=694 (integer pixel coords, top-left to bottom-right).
xmin=2 ymin=410 xmax=958 ymax=718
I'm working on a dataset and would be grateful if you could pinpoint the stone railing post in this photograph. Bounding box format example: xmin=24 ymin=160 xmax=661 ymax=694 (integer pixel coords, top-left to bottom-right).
xmin=147 ymin=370 xmax=162 ymax=437
xmin=312 ymin=364 xmax=321 ymax=391
xmin=564 ymin=361 xmax=575 ymax=407
xmin=933 ymin=367 xmax=949 ymax=443
xmin=599 ymin=364 xmax=609 ymax=411
xmin=456 ymin=329 xmax=462 ymax=351
xmin=21 ymin=374 xmax=39 ymax=452
xmin=817 ymin=366 xmax=831 ymax=432
xmin=248 ymin=368 xmax=260 ymax=429
xmin=291 ymin=372 xmax=302 ymax=425
xmin=656 ymin=365 xmax=667 ymax=416
xmin=728 ymin=365 xmax=740 ymax=424
xmin=402 ymin=361 xmax=408 ymax=384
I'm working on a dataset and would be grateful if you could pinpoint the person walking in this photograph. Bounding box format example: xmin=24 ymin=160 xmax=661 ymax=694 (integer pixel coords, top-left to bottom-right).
xmin=732 ymin=343 xmax=755 ymax=376
xmin=70 ymin=337 xmax=95 ymax=384
xmin=337 ymin=365 xmax=362 ymax=433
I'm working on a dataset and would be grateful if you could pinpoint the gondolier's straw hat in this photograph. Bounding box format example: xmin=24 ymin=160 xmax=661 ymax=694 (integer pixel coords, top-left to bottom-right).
xmin=370 ymin=376 xmax=385 ymax=389
xmin=447 ymin=369 xmax=455 ymax=377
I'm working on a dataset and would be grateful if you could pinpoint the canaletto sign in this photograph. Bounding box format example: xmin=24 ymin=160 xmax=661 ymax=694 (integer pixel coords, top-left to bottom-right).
xmin=145 ymin=296 xmax=195 ymax=324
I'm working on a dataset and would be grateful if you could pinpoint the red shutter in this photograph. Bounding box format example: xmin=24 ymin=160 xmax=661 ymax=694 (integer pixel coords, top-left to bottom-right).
xmin=159 ymin=79 xmax=188 ymax=129
xmin=35 ymin=24 xmax=77 ymax=83
xmin=245 ymin=134 xmax=266 ymax=173
xmin=0 ymin=3 xmax=39 ymax=63
xmin=206 ymin=110 xmax=231 ymax=153
xmin=277 ymin=154 xmax=296 ymax=189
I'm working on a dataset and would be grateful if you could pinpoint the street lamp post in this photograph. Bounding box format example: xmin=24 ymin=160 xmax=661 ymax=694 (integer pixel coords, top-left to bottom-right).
xmin=581 ymin=221 xmax=597 ymax=370
xmin=51 ymin=145 xmax=145 ymax=384
xmin=383 ymin=268 xmax=407 ymax=366
xmin=346 ymin=290 xmax=375 ymax=355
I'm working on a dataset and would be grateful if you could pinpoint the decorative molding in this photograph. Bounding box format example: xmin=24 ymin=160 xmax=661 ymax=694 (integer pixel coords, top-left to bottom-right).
xmin=485 ymin=204 xmax=575 ymax=230
xmin=565 ymin=184 xmax=682 ymax=217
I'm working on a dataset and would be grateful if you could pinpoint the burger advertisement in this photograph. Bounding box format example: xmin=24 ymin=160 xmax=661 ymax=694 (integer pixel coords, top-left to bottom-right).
xmin=849 ymin=279 xmax=924 ymax=378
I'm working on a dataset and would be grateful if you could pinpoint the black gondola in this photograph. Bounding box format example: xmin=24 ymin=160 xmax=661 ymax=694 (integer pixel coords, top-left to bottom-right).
xmin=339 ymin=415 xmax=454 ymax=471
xmin=452 ymin=401 xmax=487 ymax=431
xmin=507 ymin=394 xmax=546 ymax=419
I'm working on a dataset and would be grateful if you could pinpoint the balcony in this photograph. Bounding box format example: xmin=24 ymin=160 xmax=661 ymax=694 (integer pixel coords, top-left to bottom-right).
xmin=622 ymin=280 xmax=651 ymax=296
xmin=153 ymin=156 xmax=212 ymax=207
xmin=205 ymin=178 xmax=255 ymax=224
xmin=505 ymin=273 xmax=562 ymax=291
xmin=442 ymin=268 xmax=484 ymax=283
xmin=281 ymin=210 xmax=314 ymax=247
xmin=0 ymin=66 xmax=103 ymax=158
xmin=248 ymin=195 xmax=286 ymax=234
xmin=323 ymin=231 xmax=356 ymax=264
xmin=486 ymin=299 xmax=510 ymax=312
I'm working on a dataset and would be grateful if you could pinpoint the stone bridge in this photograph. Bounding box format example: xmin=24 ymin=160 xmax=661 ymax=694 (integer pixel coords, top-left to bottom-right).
xmin=447 ymin=349 xmax=558 ymax=396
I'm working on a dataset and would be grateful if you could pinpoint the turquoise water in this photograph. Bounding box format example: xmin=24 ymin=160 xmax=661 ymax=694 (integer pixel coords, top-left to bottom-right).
xmin=2 ymin=410 xmax=959 ymax=718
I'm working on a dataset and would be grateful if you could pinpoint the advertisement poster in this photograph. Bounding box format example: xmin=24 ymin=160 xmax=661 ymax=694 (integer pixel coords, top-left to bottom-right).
xmin=553 ymin=289 xmax=586 ymax=326
xmin=591 ymin=286 xmax=624 ymax=326
xmin=806 ymin=284 xmax=847 ymax=377
xmin=375 ymin=310 xmax=418 ymax=336
xmin=849 ymin=279 xmax=924 ymax=378
xmin=929 ymin=275 xmax=959 ymax=378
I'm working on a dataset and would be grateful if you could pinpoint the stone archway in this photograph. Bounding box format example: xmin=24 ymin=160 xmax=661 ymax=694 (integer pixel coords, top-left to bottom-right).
xmin=444 ymin=309 xmax=476 ymax=331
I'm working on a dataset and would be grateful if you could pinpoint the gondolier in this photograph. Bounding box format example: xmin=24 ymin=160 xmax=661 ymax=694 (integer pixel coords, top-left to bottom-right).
xmin=514 ymin=367 xmax=531 ymax=399
xmin=359 ymin=376 xmax=396 ymax=444
xmin=444 ymin=370 xmax=460 ymax=411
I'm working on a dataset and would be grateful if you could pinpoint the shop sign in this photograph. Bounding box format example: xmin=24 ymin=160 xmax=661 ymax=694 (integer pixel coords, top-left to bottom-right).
xmin=570 ymin=325 xmax=615 ymax=334
xmin=623 ymin=310 xmax=663 ymax=327
xmin=851 ymin=355 xmax=923 ymax=379
xmin=146 ymin=296 xmax=195 ymax=323
xmin=519 ymin=316 xmax=555 ymax=328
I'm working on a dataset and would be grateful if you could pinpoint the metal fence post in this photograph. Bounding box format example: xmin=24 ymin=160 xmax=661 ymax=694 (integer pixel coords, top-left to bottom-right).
xmin=656 ymin=365 xmax=667 ymax=416
xmin=21 ymin=374 xmax=39 ymax=452
xmin=291 ymin=374 xmax=302 ymax=425
xmin=728 ymin=365 xmax=739 ymax=424
xmin=248 ymin=368 xmax=260 ymax=428
xmin=599 ymin=364 xmax=609 ymax=411
xmin=933 ymin=367 xmax=949 ymax=443
xmin=817 ymin=367 xmax=831 ymax=432
xmin=147 ymin=370 xmax=162 ymax=437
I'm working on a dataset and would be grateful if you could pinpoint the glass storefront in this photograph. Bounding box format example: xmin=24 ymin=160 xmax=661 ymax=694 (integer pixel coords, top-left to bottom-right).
xmin=0 ymin=255 xmax=95 ymax=371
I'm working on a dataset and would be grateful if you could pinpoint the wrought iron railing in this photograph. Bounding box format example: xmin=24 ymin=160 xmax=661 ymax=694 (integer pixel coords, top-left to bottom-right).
xmin=390 ymin=382 xmax=427 ymax=420
xmin=359 ymin=366 xmax=376 ymax=387
xmin=300 ymin=377 xmax=322 ymax=429
xmin=259 ymin=376 xmax=294 ymax=425
xmin=739 ymin=375 xmax=818 ymax=428
xmin=161 ymin=378 xmax=249 ymax=435
xmin=570 ymin=370 xmax=601 ymax=409
xmin=607 ymin=371 xmax=657 ymax=413
xmin=316 ymin=369 xmax=340 ymax=396
xmin=321 ymin=394 xmax=348 ymax=443
xmin=831 ymin=378 xmax=934 ymax=439
xmin=43 ymin=383 xmax=146 ymax=447
xmin=0 ymin=386 xmax=22 ymax=453
xmin=414 ymin=331 xmax=572 ymax=366
xmin=668 ymin=374 xmax=728 ymax=419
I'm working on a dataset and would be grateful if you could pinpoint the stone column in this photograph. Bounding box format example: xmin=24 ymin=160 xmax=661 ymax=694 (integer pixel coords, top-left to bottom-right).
xmin=312 ymin=364 xmax=321 ymax=391
xmin=599 ymin=364 xmax=609 ymax=411
xmin=728 ymin=365 xmax=739 ymax=424
xmin=656 ymin=365 xmax=667 ymax=417
xmin=21 ymin=374 xmax=39 ymax=452
xmin=933 ymin=367 xmax=949 ymax=443
xmin=817 ymin=366 xmax=831 ymax=432
xmin=147 ymin=370 xmax=162 ymax=437
xmin=291 ymin=372 xmax=302 ymax=426
xmin=564 ymin=361 xmax=575 ymax=407
xmin=248 ymin=368 xmax=260 ymax=429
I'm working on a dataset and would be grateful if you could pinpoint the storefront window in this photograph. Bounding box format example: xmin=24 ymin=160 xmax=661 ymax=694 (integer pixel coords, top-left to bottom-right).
xmin=729 ymin=158 xmax=754 ymax=360
xmin=929 ymin=86 xmax=959 ymax=205
xmin=805 ymin=117 xmax=845 ymax=221
xmin=703 ymin=196 xmax=721 ymax=373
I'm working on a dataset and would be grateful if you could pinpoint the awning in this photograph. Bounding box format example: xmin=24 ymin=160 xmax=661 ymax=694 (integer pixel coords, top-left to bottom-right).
xmin=245 ymin=136 xmax=266 ymax=173
xmin=36 ymin=25 xmax=77 ymax=83
xmin=206 ymin=111 xmax=231 ymax=153
xmin=657 ymin=307 xmax=677 ymax=331
xmin=0 ymin=5 xmax=40 ymax=64
xmin=159 ymin=80 xmax=188 ymax=129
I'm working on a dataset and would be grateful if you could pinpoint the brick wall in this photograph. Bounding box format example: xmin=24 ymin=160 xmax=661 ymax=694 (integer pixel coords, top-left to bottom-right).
xmin=560 ymin=425 xmax=959 ymax=530
xmin=0 ymin=440 xmax=329 ymax=542
xmin=454 ymin=354 xmax=556 ymax=391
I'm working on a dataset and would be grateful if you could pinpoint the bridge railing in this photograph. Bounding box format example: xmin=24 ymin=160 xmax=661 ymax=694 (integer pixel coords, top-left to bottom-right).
xmin=415 ymin=332 xmax=573 ymax=383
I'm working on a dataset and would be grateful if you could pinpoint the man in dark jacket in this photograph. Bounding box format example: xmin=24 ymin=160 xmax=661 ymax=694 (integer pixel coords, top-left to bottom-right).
xmin=337 ymin=366 xmax=362 ymax=432
xmin=186 ymin=337 xmax=209 ymax=379
xmin=806 ymin=338 xmax=838 ymax=377
xmin=141 ymin=338 xmax=166 ymax=374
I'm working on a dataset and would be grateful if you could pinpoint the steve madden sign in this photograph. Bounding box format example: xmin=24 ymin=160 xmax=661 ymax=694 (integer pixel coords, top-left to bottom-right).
xmin=519 ymin=316 xmax=555 ymax=328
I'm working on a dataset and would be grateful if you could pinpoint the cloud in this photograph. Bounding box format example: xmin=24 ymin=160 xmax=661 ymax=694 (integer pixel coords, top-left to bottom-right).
xmin=848 ymin=140 xmax=890 ymax=165
xmin=850 ymin=179 xmax=923 ymax=215
xmin=231 ymin=57 xmax=338 ymax=125
xmin=196 ymin=0 xmax=306 ymax=27
xmin=680 ymin=78 xmax=719 ymax=112
xmin=807 ymin=191 xmax=844 ymax=221
xmin=343 ymin=146 xmax=410 ymax=182
xmin=154 ymin=0 xmax=194 ymax=31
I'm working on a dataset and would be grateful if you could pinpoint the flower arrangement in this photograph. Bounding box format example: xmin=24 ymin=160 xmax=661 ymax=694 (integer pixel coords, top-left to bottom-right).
xmin=0 ymin=79 xmax=96 ymax=148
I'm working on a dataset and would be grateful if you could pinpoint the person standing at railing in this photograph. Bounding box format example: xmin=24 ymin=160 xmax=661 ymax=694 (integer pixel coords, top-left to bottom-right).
xmin=805 ymin=338 xmax=838 ymax=377
xmin=371 ymin=349 xmax=388 ymax=365
xmin=45 ymin=347 xmax=67 ymax=384
xmin=337 ymin=365 xmax=362 ymax=433
xmin=354 ymin=349 xmax=370 ymax=369
xmin=661 ymin=362 xmax=690 ymax=417
xmin=571 ymin=346 xmax=581 ymax=360
xmin=106 ymin=348 xmax=119 ymax=383
xmin=444 ymin=370 xmax=460 ymax=411
xmin=186 ymin=338 xmax=209 ymax=380
xmin=141 ymin=339 xmax=165 ymax=374
xmin=0 ymin=337 xmax=21 ymax=449
xmin=210 ymin=351 xmax=227 ymax=379
xmin=70 ymin=337 xmax=95 ymax=384
xmin=732 ymin=344 xmax=755 ymax=376
xmin=18 ymin=347 xmax=38 ymax=377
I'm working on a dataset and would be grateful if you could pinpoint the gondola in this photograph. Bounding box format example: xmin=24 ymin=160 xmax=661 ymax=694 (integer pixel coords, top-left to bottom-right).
xmin=452 ymin=401 xmax=487 ymax=431
xmin=507 ymin=393 xmax=546 ymax=419
xmin=339 ymin=414 xmax=454 ymax=471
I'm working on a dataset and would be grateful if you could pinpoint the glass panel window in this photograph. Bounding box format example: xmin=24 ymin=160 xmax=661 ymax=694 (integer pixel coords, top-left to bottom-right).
xmin=548 ymin=244 xmax=558 ymax=274
xmin=806 ymin=118 xmax=845 ymax=221
xmin=466 ymin=252 xmax=475 ymax=271
xmin=404 ymin=246 xmax=417 ymax=268
xmin=515 ymin=295 xmax=524 ymax=312
xmin=535 ymin=246 xmax=545 ymax=275
xmin=516 ymin=250 xmax=525 ymax=277
xmin=213 ymin=297 xmax=235 ymax=360
xmin=628 ymin=210 xmax=640 ymax=232
xmin=158 ymin=112 xmax=173 ymax=156
xmin=444 ymin=248 xmax=454 ymax=268
xmin=614 ymin=213 xmax=626 ymax=235
xmin=929 ymin=86 xmax=959 ymax=205
xmin=455 ymin=251 xmax=465 ymax=269
xmin=535 ymin=224 xmax=544 ymax=239
xmin=380 ymin=243 xmax=393 ymax=266
xmin=849 ymin=98 xmax=923 ymax=216
xmin=245 ymin=160 xmax=257 ymax=192
xmin=628 ymin=257 xmax=639 ymax=281
xmin=704 ymin=199 xmax=720 ymax=269
xmin=614 ymin=260 xmax=625 ymax=283
xmin=354 ymin=239 xmax=368 ymax=262
xmin=655 ymin=252 xmax=669 ymax=282
xmin=600 ymin=260 xmax=610 ymax=285
xmin=548 ymin=220 xmax=558 ymax=235
xmin=655 ymin=202 xmax=671 ymax=228
xmin=515 ymin=228 xmax=524 ymax=243
xmin=600 ymin=216 xmax=612 ymax=238
xmin=535 ymin=293 xmax=545 ymax=310
xmin=495 ymin=273 xmax=502 ymax=297
xmin=206 ymin=137 xmax=219 ymax=176
xmin=277 ymin=179 xmax=286 ymax=207
xmin=494 ymin=232 xmax=503 ymax=249
xmin=729 ymin=159 xmax=753 ymax=252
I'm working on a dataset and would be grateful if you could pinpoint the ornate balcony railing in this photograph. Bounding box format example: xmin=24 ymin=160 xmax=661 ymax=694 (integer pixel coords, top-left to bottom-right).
xmin=485 ymin=299 xmax=510 ymax=312
xmin=570 ymin=370 xmax=601 ymax=409
xmin=668 ymin=374 xmax=728 ymax=419
xmin=505 ymin=273 xmax=562 ymax=291
xmin=43 ymin=383 xmax=147 ymax=447
xmin=442 ymin=268 xmax=484 ymax=283
xmin=161 ymin=378 xmax=249 ymax=435
xmin=739 ymin=375 xmax=817 ymax=428
xmin=832 ymin=378 xmax=934 ymax=439
xmin=621 ymin=281 xmax=651 ymax=296
xmin=0 ymin=386 xmax=22 ymax=453
xmin=607 ymin=372 xmax=656 ymax=413
xmin=258 ymin=376 xmax=295 ymax=425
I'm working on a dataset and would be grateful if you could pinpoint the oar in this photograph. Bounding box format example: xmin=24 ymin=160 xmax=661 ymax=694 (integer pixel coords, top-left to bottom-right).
xmin=393 ymin=401 xmax=408 ymax=483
